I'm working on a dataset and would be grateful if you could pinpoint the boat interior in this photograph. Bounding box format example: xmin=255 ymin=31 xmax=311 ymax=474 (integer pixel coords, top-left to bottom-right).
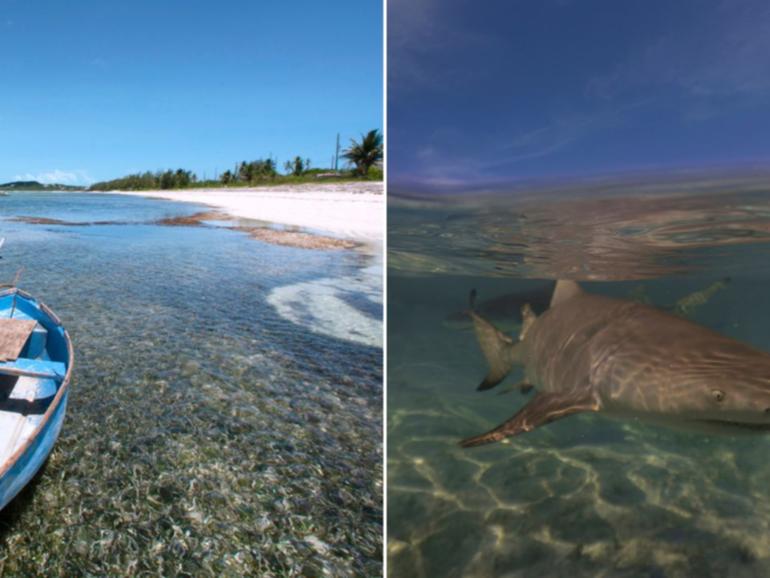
xmin=0 ymin=291 xmax=68 ymax=466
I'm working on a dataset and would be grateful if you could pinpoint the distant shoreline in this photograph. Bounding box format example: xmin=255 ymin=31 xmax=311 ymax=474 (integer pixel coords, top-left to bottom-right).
xmin=89 ymin=181 xmax=384 ymax=245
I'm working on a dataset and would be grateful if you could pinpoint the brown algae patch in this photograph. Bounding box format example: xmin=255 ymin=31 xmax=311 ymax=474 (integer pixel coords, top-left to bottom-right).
xmin=155 ymin=211 xmax=358 ymax=250
xmin=11 ymin=211 xmax=359 ymax=251
xmin=10 ymin=216 xmax=88 ymax=225
xmin=9 ymin=213 xmax=228 ymax=227
xmin=9 ymin=216 xmax=129 ymax=226
xmin=155 ymin=211 xmax=231 ymax=226
xmin=233 ymin=227 xmax=358 ymax=250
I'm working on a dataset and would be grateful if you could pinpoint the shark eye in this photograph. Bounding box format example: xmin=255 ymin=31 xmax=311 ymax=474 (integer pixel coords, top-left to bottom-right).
xmin=712 ymin=389 xmax=725 ymax=402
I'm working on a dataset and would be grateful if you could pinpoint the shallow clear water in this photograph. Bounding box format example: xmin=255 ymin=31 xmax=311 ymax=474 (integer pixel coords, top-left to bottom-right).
xmin=388 ymin=179 xmax=770 ymax=578
xmin=0 ymin=192 xmax=382 ymax=576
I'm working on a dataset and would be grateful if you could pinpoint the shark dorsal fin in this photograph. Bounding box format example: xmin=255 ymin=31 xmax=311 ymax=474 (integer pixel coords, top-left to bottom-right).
xmin=550 ymin=280 xmax=583 ymax=307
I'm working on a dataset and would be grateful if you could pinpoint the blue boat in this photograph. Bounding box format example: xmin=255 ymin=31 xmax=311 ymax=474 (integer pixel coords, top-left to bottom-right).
xmin=0 ymin=287 xmax=73 ymax=510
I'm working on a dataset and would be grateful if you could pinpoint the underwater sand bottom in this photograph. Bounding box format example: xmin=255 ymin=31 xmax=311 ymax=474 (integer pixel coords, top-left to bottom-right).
xmin=388 ymin=357 xmax=770 ymax=578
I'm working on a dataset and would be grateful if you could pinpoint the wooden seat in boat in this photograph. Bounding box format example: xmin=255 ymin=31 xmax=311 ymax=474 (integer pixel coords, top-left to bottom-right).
xmin=0 ymin=359 xmax=66 ymax=380
xmin=0 ymin=319 xmax=36 ymax=362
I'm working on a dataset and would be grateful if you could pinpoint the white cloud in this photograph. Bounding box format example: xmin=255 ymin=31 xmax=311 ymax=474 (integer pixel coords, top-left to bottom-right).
xmin=12 ymin=169 xmax=93 ymax=185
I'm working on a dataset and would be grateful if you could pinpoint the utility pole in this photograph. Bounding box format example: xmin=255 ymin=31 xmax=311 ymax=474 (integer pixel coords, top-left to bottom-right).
xmin=334 ymin=133 xmax=340 ymax=173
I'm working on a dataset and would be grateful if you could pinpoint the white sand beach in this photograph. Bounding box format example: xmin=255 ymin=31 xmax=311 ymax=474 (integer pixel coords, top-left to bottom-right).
xmin=105 ymin=181 xmax=384 ymax=242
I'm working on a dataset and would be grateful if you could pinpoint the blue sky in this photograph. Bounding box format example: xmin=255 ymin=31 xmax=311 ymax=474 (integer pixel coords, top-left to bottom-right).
xmin=0 ymin=0 xmax=382 ymax=185
xmin=388 ymin=0 xmax=770 ymax=191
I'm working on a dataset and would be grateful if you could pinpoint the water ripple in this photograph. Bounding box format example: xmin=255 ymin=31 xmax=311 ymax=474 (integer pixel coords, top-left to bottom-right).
xmin=390 ymin=175 xmax=770 ymax=280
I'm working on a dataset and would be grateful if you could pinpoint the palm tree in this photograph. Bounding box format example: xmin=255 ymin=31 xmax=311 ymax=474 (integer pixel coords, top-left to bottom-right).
xmin=342 ymin=129 xmax=383 ymax=176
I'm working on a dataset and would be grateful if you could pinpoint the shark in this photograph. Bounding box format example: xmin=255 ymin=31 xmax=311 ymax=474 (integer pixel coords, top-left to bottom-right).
xmin=460 ymin=280 xmax=770 ymax=448
xmin=444 ymin=278 xmax=729 ymax=333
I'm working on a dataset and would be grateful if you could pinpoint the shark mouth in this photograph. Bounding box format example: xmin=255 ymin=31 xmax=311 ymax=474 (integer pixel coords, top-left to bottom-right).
xmin=696 ymin=419 xmax=770 ymax=431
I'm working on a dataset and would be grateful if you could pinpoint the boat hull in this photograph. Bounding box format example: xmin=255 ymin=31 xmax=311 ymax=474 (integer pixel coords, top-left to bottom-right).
xmin=0 ymin=288 xmax=73 ymax=511
xmin=0 ymin=391 xmax=68 ymax=510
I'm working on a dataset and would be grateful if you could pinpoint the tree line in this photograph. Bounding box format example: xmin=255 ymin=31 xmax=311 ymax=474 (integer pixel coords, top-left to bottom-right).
xmin=88 ymin=130 xmax=383 ymax=191
xmin=89 ymin=169 xmax=196 ymax=191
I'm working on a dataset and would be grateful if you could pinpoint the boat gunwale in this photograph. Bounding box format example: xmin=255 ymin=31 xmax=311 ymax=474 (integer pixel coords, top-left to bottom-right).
xmin=0 ymin=287 xmax=74 ymax=479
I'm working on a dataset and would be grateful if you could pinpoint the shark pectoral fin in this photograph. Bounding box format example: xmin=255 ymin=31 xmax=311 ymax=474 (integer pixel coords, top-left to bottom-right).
xmin=471 ymin=310 xmax=521 ymax=391
xmin=459 ymin=390 xmax=599 ymax=448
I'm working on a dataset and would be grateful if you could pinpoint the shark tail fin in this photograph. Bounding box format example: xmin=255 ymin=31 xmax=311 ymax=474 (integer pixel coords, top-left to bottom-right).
xmin=469 ymin=290 xmax=522 ymax=391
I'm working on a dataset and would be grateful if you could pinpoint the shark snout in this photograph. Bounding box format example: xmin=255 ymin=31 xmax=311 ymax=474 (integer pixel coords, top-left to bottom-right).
xmin=679 ymin=383 xmax=770 ymax=431
xmin=700 ymin=397 xmax=770 ymax=430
